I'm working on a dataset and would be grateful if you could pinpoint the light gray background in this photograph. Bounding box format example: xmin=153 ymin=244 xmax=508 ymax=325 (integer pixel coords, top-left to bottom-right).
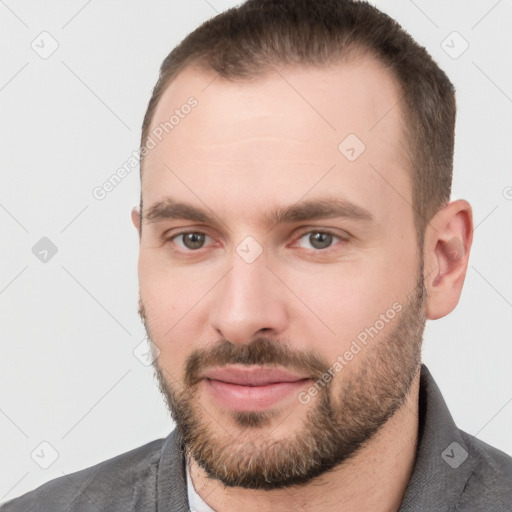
xmin=1 ymin=0 xmax=511 ymax=502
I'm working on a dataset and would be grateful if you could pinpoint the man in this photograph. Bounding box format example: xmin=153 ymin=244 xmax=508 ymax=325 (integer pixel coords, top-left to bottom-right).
xmin=3 ymin=0 xmax=511 ymax=511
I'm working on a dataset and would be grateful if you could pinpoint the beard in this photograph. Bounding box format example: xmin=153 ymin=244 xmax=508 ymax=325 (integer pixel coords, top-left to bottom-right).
xmin=140 ymin=264 xmax=426 ymax=491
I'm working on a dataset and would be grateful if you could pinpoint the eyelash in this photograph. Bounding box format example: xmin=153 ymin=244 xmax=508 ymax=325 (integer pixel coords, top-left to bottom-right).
xmin=166 ymin=229 xmax=347 ymax=254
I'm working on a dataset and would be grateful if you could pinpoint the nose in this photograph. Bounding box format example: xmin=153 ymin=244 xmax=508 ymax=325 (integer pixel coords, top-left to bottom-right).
xmin=208 ymin=253 xmax=289 ymax=345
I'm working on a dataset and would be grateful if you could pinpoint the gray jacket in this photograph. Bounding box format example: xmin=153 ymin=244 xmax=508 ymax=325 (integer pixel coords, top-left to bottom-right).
xmin=2 ymin=365 xmax=511 ymax=511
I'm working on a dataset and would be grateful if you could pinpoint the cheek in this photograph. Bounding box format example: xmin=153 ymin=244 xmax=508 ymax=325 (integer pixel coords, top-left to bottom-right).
xmin=138 ymin=252 xmax=210 ymax=370
xmin=285 ymin=251 xmax=416 ymax=355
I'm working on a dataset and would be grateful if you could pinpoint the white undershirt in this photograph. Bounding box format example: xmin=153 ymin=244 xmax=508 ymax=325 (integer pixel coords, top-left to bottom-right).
xmin=186 ymin=458 xmax=216 ymax=512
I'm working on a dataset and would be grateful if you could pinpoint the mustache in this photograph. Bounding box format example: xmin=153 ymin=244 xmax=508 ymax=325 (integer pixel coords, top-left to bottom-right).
xmin=182 ymin=337 xmax=330 ymax=388
xmin=140 ymin=297 xmax=330 ymax=388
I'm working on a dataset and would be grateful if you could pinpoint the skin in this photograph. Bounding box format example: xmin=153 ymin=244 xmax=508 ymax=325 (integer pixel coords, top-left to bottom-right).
xmin=132 ymin=57 xmax=473 ymax=511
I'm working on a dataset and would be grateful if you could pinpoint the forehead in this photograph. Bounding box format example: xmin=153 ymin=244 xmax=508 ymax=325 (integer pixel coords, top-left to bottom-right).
xmin=142 ymin=57 xmax=412 ymax=228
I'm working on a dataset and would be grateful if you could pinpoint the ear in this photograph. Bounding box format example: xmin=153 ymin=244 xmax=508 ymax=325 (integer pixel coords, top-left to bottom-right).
xmin=423 ymin=199 xmax=473 ymax=320
xmin=131 ymin=206 xmax=141 ymax=233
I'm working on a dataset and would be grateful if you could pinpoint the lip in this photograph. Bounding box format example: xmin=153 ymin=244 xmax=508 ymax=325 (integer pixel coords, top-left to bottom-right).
xmin=202 ymin=366 xmax=310 ymax=386
xmin=201 ymin=366 xmax=312 ymax=412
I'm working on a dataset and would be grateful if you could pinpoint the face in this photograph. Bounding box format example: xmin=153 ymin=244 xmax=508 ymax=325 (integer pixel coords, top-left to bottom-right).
xmin=135 ymin=58 xmax=426 ymax=489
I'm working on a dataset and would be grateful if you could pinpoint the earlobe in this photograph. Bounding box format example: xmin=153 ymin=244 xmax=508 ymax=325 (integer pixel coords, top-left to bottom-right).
xmin=424 ymin=200 xmax=473 ymax=320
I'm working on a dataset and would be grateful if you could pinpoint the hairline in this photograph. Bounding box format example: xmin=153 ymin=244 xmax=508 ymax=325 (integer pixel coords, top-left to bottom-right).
xmin=139 ymin=52 xmax=428 ymax=246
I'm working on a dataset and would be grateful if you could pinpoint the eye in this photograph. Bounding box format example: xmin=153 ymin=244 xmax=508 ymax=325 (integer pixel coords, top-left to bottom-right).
xmin=295 ymin=230 xmax=343 ymax=251
xmin=171 ymin=231 xmax=212 ymax=251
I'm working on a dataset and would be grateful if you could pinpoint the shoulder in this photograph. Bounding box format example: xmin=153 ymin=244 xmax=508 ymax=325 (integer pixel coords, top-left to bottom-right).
xmin=1 ymin=437 xmax=166 ymax=512
xmin=457 ymin=430 xmax=512 ymax=511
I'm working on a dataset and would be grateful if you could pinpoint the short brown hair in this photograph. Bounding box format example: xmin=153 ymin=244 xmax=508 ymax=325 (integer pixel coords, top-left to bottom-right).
xmin=140 ymin=0 xmax=456 ymax=239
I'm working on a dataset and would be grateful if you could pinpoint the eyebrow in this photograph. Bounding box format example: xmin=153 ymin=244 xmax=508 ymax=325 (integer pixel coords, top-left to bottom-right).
xmin=144 ymin=197 xmax=374 ymax=228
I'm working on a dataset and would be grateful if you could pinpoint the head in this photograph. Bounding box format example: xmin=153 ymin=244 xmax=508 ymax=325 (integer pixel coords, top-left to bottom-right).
xmin=132 ymin=0 xmax=473 ymax=490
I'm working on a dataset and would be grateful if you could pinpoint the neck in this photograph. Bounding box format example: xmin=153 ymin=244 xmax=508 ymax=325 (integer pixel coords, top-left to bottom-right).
xmin=189 ymin=372 xmax=420 ymax=512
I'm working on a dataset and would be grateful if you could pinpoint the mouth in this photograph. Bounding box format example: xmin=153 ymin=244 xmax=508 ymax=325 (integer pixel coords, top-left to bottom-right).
xmin=201 ymin=366 xmax=312 ymax=412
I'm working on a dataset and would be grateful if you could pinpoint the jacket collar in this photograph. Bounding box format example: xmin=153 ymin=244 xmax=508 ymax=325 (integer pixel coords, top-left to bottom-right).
xmin=398 ymin=364 xmax=476 ymax=511
xmin=157 ymin=426 xmax=189 ymax=512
